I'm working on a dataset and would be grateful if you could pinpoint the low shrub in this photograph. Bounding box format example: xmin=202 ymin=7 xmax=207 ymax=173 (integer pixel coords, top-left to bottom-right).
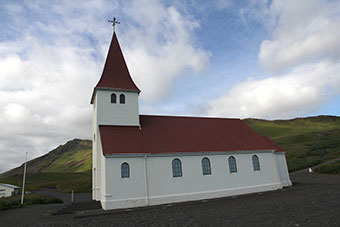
xmin=0 ymin=194 xmax=63 ymax=210
xmin=0 ymin=172 xmax=92 ymax=193
xmin=314 ymin=161 xmax=340 ymax=174
xmin=287 ymin=158 xmax=323 ymax=172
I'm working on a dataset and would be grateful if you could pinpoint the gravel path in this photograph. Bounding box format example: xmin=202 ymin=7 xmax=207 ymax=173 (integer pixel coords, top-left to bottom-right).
xmin=2 ymin=171 xmax=340 ymax=227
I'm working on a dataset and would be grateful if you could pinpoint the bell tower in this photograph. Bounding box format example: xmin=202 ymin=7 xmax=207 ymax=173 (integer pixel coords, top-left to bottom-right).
xmin=90 ymin=32 xmax=140 ymax=127
xmin=90 ymin=32 xmax=140 ymax=200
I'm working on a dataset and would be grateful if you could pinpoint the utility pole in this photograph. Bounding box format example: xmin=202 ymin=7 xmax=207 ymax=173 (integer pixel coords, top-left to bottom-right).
xmin=21 ymin=152 xmax=28 ymax=205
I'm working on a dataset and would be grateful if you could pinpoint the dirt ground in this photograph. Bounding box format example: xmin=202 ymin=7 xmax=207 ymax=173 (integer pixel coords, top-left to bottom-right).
xmin=1 ymin=170 xmax=340 ymax=227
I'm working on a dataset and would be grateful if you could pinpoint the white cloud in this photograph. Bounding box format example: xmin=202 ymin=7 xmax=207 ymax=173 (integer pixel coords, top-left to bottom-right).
xmin=0 ymin=0 xmax=209 ymax=173
xmin=259 ymin=0 xmax=340 ymax=72
xmin=0 ymin=36 xmax=98 ymax=172
xmin=4 ymin=103 xmax=30 ymax=123
xmin=0 ymin=55 xmax=29 ymax=90
xmin=208 ymin=0 xmax=340 ymax=119
xmin=207 ymin=61 xmax=340 ymax=119
xmin=121 ymin=0 xmax=210 ymax=102
xmin=0 ymin=0 xmax=109 ymax=173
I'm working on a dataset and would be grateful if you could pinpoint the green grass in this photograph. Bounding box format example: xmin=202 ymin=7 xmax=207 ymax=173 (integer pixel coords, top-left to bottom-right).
xmin=0 ymin=139 xmax=92 ymax=178
xmin=35 ymin=139 xmax=92 ymax=173
xmin=0 ymin=172 xmax=92 ymax=193
xmin=244 ymin=116 xmax=340 ymax=172
xmin=314 ymin=161 xmax=340 ymax=174
xmin=42 ymin=147 xmax=92 ymax=173
xmin=0 ymin=194 xmax=63 ymax=210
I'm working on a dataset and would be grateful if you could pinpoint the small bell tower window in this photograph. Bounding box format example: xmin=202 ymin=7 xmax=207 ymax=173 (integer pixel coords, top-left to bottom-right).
xmin=111 ymin=93 xmax=116 ymax=103
xmin=120 ymin=94 xmax=125 ymax=104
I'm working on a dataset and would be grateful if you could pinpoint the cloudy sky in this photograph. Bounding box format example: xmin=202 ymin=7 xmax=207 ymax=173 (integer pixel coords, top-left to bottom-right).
xmin=1 ymin=0 xmax=340 ymax=173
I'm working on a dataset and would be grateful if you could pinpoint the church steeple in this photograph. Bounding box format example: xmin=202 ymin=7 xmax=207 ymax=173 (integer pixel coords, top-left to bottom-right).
xmin=91 ymin=32 xmax=140 ymax=104
xmin=91 ymin=31 xmax=140 ymax=127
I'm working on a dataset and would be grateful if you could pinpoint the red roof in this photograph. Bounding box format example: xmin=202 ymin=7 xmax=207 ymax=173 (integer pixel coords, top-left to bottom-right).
xmin=91 ymin=33 xmax=140 ymax=103
xmin=99 ymin=115 xmax=284 ymax=155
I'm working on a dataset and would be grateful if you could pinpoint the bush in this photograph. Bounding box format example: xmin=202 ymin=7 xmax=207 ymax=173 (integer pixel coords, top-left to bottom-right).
xmin=287 ymin=158 xmax=323 ymax=172
xmin=0 ymin=194 xmax=63 ymax=210
xmin=0 ymin=172 xmax=92 ymax=193
xmin=0 ymin=198 xmax=22 ymax=210
xmin=314 ymin=161 xmax=340 ymax=174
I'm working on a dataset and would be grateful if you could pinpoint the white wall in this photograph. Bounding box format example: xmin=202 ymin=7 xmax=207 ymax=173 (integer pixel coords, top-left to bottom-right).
xmin=0 ymin=185 xmax=18 ymax=198
xmin=93 ymin=132 xmax=105 ymax=201
xmin=92 ymin=95 xmax=102 ymax=201
xmin=103 ymin=157 xmax=147 ymax=209
xmin=275 ymin=153 xmax=292 ymax=187
xmin=92 ymin=89 xmax=140 ymax=200
xmin=96 ymin=89 xmax=139 ymax=126
xmin=92 ymin=98 xmax=97 ymax=200
xmin=101 ymin=151 xmax=286 ymax=210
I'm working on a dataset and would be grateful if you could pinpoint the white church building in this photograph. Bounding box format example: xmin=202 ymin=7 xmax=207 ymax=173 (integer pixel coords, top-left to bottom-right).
xmin=91 ymin=32 xmax=292 ymax=210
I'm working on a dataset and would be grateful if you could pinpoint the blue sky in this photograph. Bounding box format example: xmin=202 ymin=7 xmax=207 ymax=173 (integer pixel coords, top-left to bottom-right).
xmin=1 ymin=0 xmax=340 ymax=173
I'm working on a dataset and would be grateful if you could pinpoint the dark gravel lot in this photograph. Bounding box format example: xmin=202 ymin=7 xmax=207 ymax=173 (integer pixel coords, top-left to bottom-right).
xmin=3 ymin=171 xmax=340 ymax=227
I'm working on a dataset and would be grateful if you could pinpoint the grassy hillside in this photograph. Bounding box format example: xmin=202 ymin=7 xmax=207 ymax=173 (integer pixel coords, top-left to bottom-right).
xmin=244 ymin=115 xmax=340 ymax=172
xmin=1 ymin=139 xmax=92 ymax=177
xmin=315 ymin=161 xmax=340 ymax=174
xmin=0 ymin=139 xmax=92 ymax=193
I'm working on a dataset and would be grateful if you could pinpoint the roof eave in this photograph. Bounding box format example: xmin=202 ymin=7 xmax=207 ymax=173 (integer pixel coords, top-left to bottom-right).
xmin=103 ymin=149 xmax=276 ymax=157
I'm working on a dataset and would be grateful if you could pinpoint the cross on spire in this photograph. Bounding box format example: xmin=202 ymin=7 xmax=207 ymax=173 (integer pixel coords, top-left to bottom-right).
xmin=108 ymin=17 xmax=120 ymax=32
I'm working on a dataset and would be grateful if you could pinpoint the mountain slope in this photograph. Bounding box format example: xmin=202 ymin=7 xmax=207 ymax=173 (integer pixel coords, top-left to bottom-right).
xmin=1 ymin=139 xmax=92 ymax=177
xmin=244 ymin=115 xmax=340 ymax=171
xmin=0 ymin=139 xmax=92 ymax=193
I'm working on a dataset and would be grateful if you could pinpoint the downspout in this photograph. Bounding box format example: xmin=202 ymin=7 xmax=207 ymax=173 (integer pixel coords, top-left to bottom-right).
xmin=144 ymin=154 xmax=150 ymax=206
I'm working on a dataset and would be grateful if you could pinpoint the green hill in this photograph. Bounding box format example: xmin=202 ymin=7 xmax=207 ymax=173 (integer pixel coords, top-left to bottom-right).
xmin=1 ymin=139 xmax=92 ymax=177
xmin=244 ymin=115 xmax=340 ymax=172
xmin=0 ymin=139 xmax=92 ymax=193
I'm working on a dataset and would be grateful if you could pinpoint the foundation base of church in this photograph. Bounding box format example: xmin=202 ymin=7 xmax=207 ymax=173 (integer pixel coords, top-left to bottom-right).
xmin=100 ymin=182 xmax=285 ymax=210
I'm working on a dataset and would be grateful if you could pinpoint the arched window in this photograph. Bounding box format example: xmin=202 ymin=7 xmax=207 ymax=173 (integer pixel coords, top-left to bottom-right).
xmin=120 ymin=94 xmax=125 ymax=104
xmin=111 ymin=93 xmax=116 ymax=103
xmin=228 ymin=156 xmax=237 ymax=173
xmin=252 ymin=155 xmax=260 ymax=171
xmin=172 ymin=158 xmax=182 ymax=177
xmin=202 ymin=157 xmax=212 ymax=175
xmin=121 ymin=162 xmax=130 ymax=178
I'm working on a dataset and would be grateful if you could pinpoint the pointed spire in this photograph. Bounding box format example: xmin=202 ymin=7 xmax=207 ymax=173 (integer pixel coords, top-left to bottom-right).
xmin=91 ymin=33 xmax=140 ymax=103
